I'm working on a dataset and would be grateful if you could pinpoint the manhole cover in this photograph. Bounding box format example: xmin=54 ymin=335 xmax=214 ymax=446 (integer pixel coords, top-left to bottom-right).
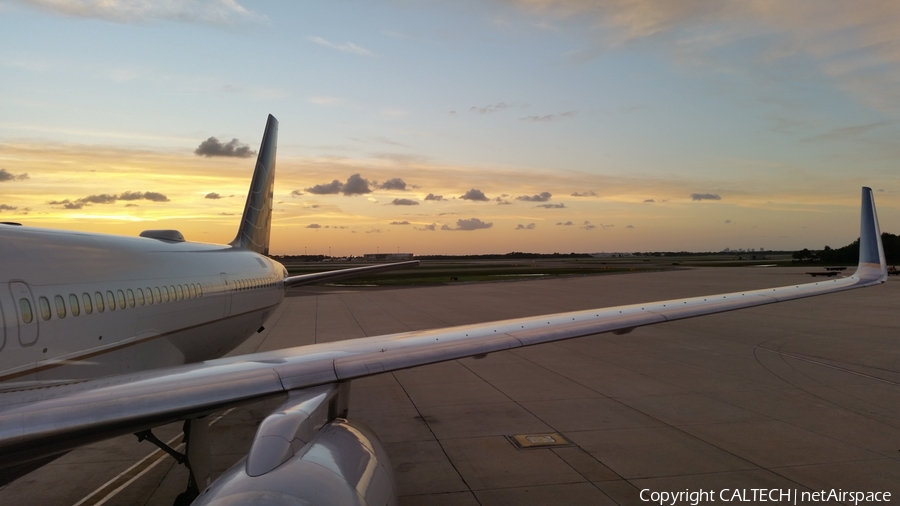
xmin=508 ymin=433 xmax=570 ymax=449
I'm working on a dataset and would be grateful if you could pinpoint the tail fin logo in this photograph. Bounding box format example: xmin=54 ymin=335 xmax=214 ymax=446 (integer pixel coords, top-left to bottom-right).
xmin=231 ymin=115 xmax=278 ymax=255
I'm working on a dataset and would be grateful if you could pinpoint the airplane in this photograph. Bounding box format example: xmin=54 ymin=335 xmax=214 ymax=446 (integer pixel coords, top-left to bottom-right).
xmin=0 ymin=115 xmax=888 ymax=506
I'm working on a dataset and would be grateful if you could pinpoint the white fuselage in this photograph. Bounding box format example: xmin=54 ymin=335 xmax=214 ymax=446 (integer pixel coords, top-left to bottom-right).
xmin=0 ymin=225 xmax=287 ymax=387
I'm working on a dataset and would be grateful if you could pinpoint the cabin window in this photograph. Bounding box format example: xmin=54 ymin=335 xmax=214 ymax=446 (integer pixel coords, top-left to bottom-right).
xmin=153 ymin=287 xmax=162 ymax=304
xmin=19 ymin=298 xmax=33 ymax=324
xmin=176 ymin=285 xmax=184 ymax=300
xmin=55 ymin=295 xmax=66 ymax=319
xmin=39 ymin=297 xmax=51 ymax=321
xmin=83 ymin=293 xmax=93 ymax=314
xmin=106 ymin=291 xmax=116 ymax=311
xmin=95 ymin=292 xmax=105 ymax=312
xmin=117 ymin=290 xmax=126 ymax=309
xmin=69 ymin=294 xmax=80 ymax=316
xmin=189 ymin=284 xmax=197 ymax=298
xmin=198 ymin=284 xmax=203 ymax=297
xmin=137 ymin=288 xmax=145 ymax=306
xmin=126 ymin=289 xmax=135 ymax=308
xmin=162 ymin=286 xmax=170 ymax=303
xmin=170 ymin=285 xmax=177 ymax=300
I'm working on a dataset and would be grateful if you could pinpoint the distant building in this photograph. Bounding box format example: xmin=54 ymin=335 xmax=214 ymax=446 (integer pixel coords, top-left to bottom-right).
xmin=363 ymin=253 xmax=414 ymax=261
xmin=589 ymin=252 xmax=635 ymax=258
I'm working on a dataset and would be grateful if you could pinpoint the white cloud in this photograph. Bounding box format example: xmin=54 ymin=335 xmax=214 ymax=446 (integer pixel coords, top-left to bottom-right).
xmin=309 ymin=36 xmax=376 ymax=57
xmin=19 ymin=0 xmax=264 ymax=25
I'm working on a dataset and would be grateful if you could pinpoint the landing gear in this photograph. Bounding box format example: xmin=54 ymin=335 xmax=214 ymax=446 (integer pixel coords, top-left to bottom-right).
xmin=135 ymin=416 xmax=210 ymax=506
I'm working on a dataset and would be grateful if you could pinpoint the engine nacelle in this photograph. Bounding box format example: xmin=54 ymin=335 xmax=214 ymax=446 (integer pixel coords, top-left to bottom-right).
xmin=192 ymin=418 xmax=396 ymax=506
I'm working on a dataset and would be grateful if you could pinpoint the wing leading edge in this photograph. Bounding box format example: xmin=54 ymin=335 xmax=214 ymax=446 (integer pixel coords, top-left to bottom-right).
xmin=0 ymin=188 xmax=887 ymax=471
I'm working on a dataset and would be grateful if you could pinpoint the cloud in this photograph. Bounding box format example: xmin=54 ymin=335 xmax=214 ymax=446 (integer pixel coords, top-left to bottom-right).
xmin=390 ymin=198 xmax=419 ymax=206
xmin=17 ymin=0 xmax=264 ymax=25
xmin=306 ymin=223 xmax=321 ymax=229
xmin=520 ymin=111 xmax=576 ymax=122
xmin=460 ymin=189 xmax=489 ymax=201
xmin=305 ymin=179 xmax=344 ymax=195
xmin=79 ymin=193 xmax=118 ymax=204
xmin=309 ymin=96 xmax=344 ymax=106
xmin=390 ymin=220 xmax=410 ymax=225
xmin=415 ymin=223 xmax=437 ymax=231
xmin=643 ymin=199 xmax=655 ymax=203
xmin=516 ymin=191 xmax=552 ymax=202
xmin=444 ymin=218 xmax=493 ymax=231
xmin=119 ymin=191 xmax=169 ymax=202
xmin=571 ymin=190 xmax=596 ymax=197
xmin=194 ymin=137 xmax=256 ymax=158
xmin=47 ymin=199 xmax=83 ymax=209
xmin=691 ymin=193 xmax=722 ymax=201
xmin=536 ymin=203 xmax=566 ymax=209
xmin=424 ymin=193 xmax=444 ymax=201
xmin=303 ymin=174 xmax=374 ymax=196
xmin=372 ymin=153 xmax=428 ymax=165
xmin=365 ymin=228 xmax=381 ymax=234
xmin=49 ymin=191 xmax=171 ymax=209
xmin=581 ymin=221 xmax=597 ymax=231
xmin=290 ymin=190 xmax=305 ymax=197
xmin=0 ymin=169 xmax=29 ymax=182
xmin=309 ymin=36 xmax=376 ymax=57
xmin=626 ymin=225 xmax=635 ymax=229
xmin=0 ymin=204 xmax=17 ymax=211
xmin=801 ymin=122 xmax=890 ymax=143
xmin=470 ymin=102 xmax=512 ymax=114
xmin=343 ymin=174 xmax=372 ymax=195
xmin=495 ymin=199 xmax=512 ymax=205
xmin=725 ymin=219 xmax=732 ymax=224
xmin=515 ymin=223 xmax=536 ymax=230
xmin=379 ymin=178 xmax=408 ymax=190
xmin=205 ymin=192 xmax=223 ymax=199
xmin=556 ymin=221 xmax=574 ymax=226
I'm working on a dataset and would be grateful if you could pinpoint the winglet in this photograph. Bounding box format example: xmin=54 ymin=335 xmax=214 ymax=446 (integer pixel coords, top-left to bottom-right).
xmin=231 ymin=114 xmax=278 ymax=255
xmin=853 ymin=186 xmax=888 ymax=284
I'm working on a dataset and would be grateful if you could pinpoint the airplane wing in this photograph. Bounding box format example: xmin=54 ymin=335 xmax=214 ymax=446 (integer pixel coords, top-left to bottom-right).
xmin=283 ymin=260 xmax=419 ymax=287
xmin=0 ymin=188 xmax=888 ymax=479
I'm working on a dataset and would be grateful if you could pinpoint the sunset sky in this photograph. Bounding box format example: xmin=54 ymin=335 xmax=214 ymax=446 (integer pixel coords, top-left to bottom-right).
xmin=1 ymin=1 xmax=898 ymax=256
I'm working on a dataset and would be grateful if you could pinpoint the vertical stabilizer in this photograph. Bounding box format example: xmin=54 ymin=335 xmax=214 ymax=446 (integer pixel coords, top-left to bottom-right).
xmin=853 ymin=187 xmax=888 ymax=284
xmin=231 ymin=115 xmax=278 ymax=254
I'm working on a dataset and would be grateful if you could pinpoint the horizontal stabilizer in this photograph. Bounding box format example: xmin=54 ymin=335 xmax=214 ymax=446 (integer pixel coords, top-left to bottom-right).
xmin=284 ymin=260 xmax=419 ymax=287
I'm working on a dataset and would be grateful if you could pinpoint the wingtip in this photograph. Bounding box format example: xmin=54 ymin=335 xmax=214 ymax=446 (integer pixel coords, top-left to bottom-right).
xmin=854 ymin=186 xmax=887 ymax=284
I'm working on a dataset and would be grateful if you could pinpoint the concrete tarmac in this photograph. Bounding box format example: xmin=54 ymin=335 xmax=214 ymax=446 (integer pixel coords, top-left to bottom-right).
xmin=1 ymin=267 xmax=898 ymax=505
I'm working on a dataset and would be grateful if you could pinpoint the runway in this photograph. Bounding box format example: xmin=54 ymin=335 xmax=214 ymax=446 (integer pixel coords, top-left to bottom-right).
xmin=1 ymin=266 xmax=898 ymax=505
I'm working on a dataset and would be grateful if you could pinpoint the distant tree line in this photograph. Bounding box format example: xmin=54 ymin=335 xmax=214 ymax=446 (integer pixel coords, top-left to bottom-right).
xmin=792 ymin=232 xmax=899 ymax=265
xmin=417 ymin=252 xmax=593 ymax=260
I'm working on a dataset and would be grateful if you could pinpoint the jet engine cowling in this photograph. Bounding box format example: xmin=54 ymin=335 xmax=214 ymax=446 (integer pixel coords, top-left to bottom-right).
xmin=192 ymin=418 xmax=396 ymax=506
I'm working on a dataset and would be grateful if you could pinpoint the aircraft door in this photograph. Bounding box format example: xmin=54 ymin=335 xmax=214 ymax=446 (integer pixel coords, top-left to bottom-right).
xmin=220 ymin=273 xmax=232 ymax=318
xmin=9 ymin=282 xmax=38 ymax=346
